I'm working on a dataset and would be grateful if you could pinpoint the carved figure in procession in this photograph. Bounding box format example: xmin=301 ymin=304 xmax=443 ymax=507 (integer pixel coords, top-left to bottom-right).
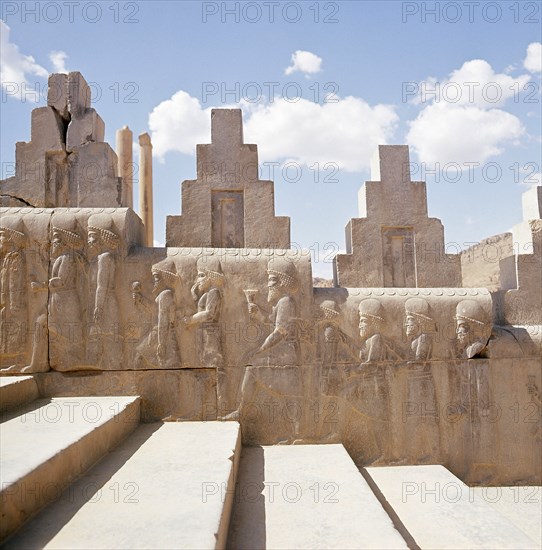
xmin=358 ymin=299 xmax=401 ymax=362
xmin=404 ymin=297 xmax=435 ymax=361
xmin=24 ymin=215 xmax=89 ymax=372
xmin=316 ymin=299 xmax=359 ymax=365
xmin=183 ymin=256 xmax=224 ymax=368
xmin=455 ymin=299 xmax=491 ymax=359
xmin=86 ymin=213 xmax=122 ymax=369
xmin=245 ymin=257 xmax=300 ymax=366
xmin=0 ymin=216 xmax=28 ymax=369
xmin=47 ymin=215 xmax=88 ymax=370
xmin=133 ymin=258 xmax=181 ymax=369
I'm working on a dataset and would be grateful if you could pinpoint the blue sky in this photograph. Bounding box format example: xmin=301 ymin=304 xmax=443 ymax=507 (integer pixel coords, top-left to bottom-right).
xmin=1 ymin=1 xmax=541 ymax=277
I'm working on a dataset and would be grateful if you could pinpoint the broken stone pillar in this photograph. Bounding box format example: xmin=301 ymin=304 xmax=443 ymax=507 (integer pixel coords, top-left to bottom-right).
xmin=334 ymin=145 xmax=461 ymax=288
xmin=166 ymin=109 xmax=290 ymax=248
xmin=0 ymin=71 xmax=122 ymax=209
xmin=64 ymin=72 xmax=104 ymax=151
xmin=116 ymin=126 xmax=133 ymax=208
xmin=139 ymin=133 xmax=153 ymax=246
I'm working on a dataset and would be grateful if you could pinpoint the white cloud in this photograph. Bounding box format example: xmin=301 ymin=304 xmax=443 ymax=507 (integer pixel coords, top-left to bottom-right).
xmin=284 ymin=50 xmax=322 ymax=76
xmin=244 ymin=97 xmax=397 ymax=172
xmin=0 ymin=20 xmax=48 ymax=99
xmin=148 ymin=90 xmax=212 ymax=160
xmin=148 ymin=90 xmax=398 ymax=172
xmin=412 ymin=59 xmax=530 ymax=108
xmin=49 ymin=50 xmax=68 ymax=73
xmin=407 ymin=103 xmax=524 ymax=166
xmin=406 ymin=54 xmax=532 ymax=167
xmin=524 ymin=42 xmax=542 ymax=74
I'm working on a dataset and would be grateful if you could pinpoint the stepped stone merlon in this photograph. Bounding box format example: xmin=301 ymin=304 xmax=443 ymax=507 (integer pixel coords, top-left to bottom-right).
xmin=166 ymin=108 xmax=290 ymax=248
xmin=334 ymin=144 xmax=461 ymax=288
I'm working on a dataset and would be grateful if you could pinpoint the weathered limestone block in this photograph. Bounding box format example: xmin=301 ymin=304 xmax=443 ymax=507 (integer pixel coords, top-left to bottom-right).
xmin=461 ymin=233 xmax=514 ymax=290
xmin=66 ymin=108 xmax=105 ymax=151
xmin=67 ymin=71 xmax=91 ymax=117
xmin=47 ymin=73 xmax=69 ymax=121
xmin=1 ymin=107 xmax=67 ymax=207
xmin=32 ymin=369 xmax=216 ymax=422
xmin=1 ymin=71 xmax=126 ymax=209
xmin=334 ymin=145 xmax=462 ymax=288
xmin=166 ymin=109 xmax=290 ymax=248
xmin=67 ymin=143 xmax=122 ymax=207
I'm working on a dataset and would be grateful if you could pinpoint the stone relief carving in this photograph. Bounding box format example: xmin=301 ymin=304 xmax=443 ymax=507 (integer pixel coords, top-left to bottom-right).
xmin=358 ymin=299 xmax=401 ymax=362
xmin=133 ymin=258 xmax=182 ymax=369
xmin=245 ymin=258 xmax=301 ymax=366
xmin=183 ymin=256 xmax=224 ymax=368
xmin=47 ymin=214 xmax=88 ymax=371
xmin=0 ymin=216 xmax=28 ymax=370
xmin=404 ymin=297 xmax=434 ymax=361
xmin=316 ymin=299 xmax=359 ymax=366
xmin=86 ymin=213 xmax=122 ymax=369
xmin=455 ymin=299 xmax=492 ymax=359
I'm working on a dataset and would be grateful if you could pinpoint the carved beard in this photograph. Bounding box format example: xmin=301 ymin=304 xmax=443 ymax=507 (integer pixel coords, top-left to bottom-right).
xmin=406 ymin=324 xmax=418 ymax=338
xmin=51 ymin=241 xmax=65 ymax=258
xmin=268 ymin=286 xmax=281 ymax=303
xmin=457 ymin=332 xmax=470 ymax=346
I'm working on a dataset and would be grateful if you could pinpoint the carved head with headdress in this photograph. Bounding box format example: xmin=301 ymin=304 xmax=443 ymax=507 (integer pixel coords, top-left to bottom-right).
xmin=0 ymin=215 xmax=26 ymax=252
xmin=87 ymin=213 xmax=120 ymax=251
xmin=404 ymin=297 xmax=434 ymax=338
xmin=195 ymin=256 xmax=224 ymax=293
xmin=266 ymin=257 xmax=298 ymax=303
xmin=151 ymin=258 xmax=181 ymax=291
xmin=51 ymin=214 xmax=83 ymax=256
xmin=358 ymin=298 xmax=384 ymax=338
xmin=454 ymin=299 xmax=491 ymax=347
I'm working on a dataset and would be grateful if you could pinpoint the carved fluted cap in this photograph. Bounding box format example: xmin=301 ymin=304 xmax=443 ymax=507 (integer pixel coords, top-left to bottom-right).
xmin=0 ymin=215 xmax=26 ymax=247
xmin=358 ymin=298 xmax=384 ymax=324
xmin=87 ymin=213 xmax=119 ymax=249
xmin=197 ymin=256 xmax=224 ymax=285
xmin=405 ymin=297 xmax=435 ymax=332
xmin=267 ymin=257 xmax=298 ymax=292
xmin=52 ymin=214 xmax=83 ymax=249
xmin=319 ymin=299 xmax=340 ymax=319
xmin=152 ymin=258 xmax=181 ymax=287
xmin=455 ymin=299 xmax=490 ymax=327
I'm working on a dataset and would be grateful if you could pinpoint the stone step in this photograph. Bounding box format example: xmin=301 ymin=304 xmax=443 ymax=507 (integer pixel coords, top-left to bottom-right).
xmin=364 ymin=465 xmax=541 ymax=550
xmin=3 ymin=421 xmax=241 ymax=550
xmin=228 ymin=444 xmax=408 ymax=550
xmin=1 ymin=396 xmax=140 ymax=542
xmin=0 ymin=376 xmax=39 ymax=413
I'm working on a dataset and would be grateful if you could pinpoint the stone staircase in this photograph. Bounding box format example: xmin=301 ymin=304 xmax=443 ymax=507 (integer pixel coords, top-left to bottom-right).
xmin=1 ymin=376 xmax=540 ymax=550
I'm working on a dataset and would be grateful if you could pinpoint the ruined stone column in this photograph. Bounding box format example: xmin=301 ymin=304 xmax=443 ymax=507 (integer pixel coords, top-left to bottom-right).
xmin=138 ymin=132 xmax=153 ymax=246
xmin=116 ymin=125 xmax=133 ymax=208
